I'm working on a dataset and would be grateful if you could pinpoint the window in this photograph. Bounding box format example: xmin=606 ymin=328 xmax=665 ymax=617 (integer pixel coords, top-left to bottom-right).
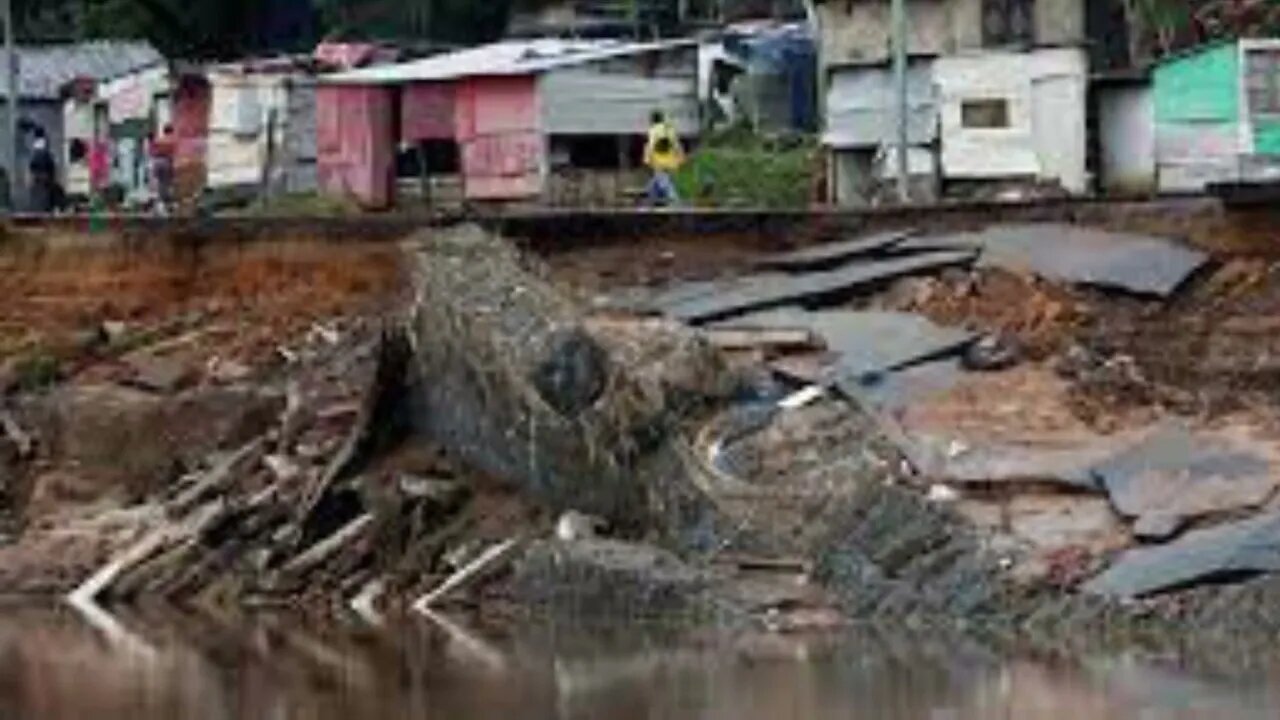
xmin=1247 ymin=49 xmax=1280 ymax=115
xmin=982 ymin=0 xmax=1034 ymax=47
xmin=961 ymin=99 xmax=1012 ymax=129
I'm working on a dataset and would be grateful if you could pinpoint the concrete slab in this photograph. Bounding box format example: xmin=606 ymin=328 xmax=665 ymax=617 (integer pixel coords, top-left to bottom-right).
xmin=662 ymin=250 xmax=977 ymax=323
xmin=904 ymin=224 xmax=1208 ymax=297
xmin=1085 ymin=511 xmax=1280 ymax=598
xmin=754 ymin=230 xmax=915 ymax=271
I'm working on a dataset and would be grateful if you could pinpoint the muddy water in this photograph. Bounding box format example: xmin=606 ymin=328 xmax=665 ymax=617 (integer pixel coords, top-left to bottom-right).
xmin=0 ymin=606 xmax=1276 ymax=720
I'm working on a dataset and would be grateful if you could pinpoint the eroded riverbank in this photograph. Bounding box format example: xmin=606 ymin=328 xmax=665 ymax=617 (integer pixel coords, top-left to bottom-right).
xmin=4 ymin=217 xmax=1280 ymax=663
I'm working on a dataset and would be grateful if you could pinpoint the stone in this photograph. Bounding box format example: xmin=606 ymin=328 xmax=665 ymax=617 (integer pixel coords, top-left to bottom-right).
xmin=123 ymin=353 xmax=195 ymax=395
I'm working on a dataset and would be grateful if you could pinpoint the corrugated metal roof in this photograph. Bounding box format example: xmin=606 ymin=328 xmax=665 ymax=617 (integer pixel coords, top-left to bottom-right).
xmin=0 ymin=41 xmax=164 ymax=100
xmin=325 ymin=38 xmax=696 ymax=85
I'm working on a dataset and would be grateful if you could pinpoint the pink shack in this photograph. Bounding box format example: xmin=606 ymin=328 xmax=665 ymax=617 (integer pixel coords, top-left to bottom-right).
xmin=319 ymin=39 xmax=699 ymax=209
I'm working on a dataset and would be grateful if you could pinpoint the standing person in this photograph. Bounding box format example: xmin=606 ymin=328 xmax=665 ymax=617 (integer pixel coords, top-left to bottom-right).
xmin=643 ymin=110 xmax=684 ymax=207
xmin=149 ymin=124 xmax=177 ymax=213
xmin=27 ymin=128 xmax=57 ymax=213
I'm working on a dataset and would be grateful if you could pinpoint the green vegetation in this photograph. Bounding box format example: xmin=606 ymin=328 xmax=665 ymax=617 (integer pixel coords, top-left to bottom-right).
xmin=12 ymin=349 xmax=61 ymax=392
xmin=673 ymin=128 xmax=819 ymax=209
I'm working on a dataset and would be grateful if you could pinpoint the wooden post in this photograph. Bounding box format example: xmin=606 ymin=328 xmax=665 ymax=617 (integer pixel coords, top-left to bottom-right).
xmin=260 ymin=108 xmax=278 ymax=209
xmin=416 ymin=141 xmax=432 ymax=212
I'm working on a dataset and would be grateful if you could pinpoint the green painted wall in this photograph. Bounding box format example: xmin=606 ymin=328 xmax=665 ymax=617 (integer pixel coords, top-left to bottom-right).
xmin=1253 ymin=121 xmax=1280 ymax=154
xmin=1154 ymin=42 xmax=1240 ymax=124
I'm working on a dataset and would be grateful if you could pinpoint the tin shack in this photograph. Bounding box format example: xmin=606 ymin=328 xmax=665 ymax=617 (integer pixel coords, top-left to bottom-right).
xmin=320 ymin=39 xmax=700 ymax=209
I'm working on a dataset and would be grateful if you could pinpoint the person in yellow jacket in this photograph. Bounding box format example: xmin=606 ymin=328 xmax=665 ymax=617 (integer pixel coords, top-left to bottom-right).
xmin=643 ymin=110 xmax=684 ymax=206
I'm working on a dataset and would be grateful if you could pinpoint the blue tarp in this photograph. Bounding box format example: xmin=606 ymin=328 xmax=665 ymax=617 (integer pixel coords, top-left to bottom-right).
xmin=724 ymin=24 xmax=818 ymax=132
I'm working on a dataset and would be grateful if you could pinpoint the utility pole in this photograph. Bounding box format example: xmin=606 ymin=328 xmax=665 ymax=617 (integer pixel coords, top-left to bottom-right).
xmin=2 ymin=0 xmax=15 ymax=212
xmin=891 ymin=0 xmax=910 ymax=203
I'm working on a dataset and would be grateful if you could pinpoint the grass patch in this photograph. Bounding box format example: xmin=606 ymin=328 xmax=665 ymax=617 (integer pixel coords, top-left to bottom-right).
xmin=674 ymin=128 xmax=819 ymax=209
xmin=243 ymin=192 xmax=364 ymax=217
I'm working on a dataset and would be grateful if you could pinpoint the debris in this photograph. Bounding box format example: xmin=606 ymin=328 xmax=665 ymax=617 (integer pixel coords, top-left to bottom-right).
xmin=556 ymin=511 xmax=606 ymax=542
xmin=66 ymin=524 xmax=174 ymax=609
xmin=778 ymin=385 xmax=826 ymax=410
xmin=206 ymin=357 xmax=252 ymax=384
xmin=1085 ymin=511 xmax=1280 ymax=598
xmin=702 ymin=326 xmax=820 ymax=352
xmin=296 ymin=330 xmax=412 ymax=532
xmin=101 ymin=321 xmax=129 ymax=345
xmin=282 ymin=513 xmax=376 ymax=577
xmin=397 ymin=475 xmax=463 ymax=503
xmin=349 ymin=576 xmax=386 ymax=625
xmin=413 ymin=537 xmax=522 ymax=611
xmin=263 ymin=454 xmax=302 ymax=484
xmin=926 ymin=484 xmax=960 ymax=504
xmin=753 ymin=229 xmax=915 ymax=271
xmin=0 ymin=410 xmax=33 ymax=459
xmin=662 ymin=250 xmax=977 ymax=323
xmin=168 ymin=437 xmax=268 ymax=516
xmin=962 ymin=334 xmax=1022 ymax=372
xmin=1092 ymin=424 xmax=1277 ymax=533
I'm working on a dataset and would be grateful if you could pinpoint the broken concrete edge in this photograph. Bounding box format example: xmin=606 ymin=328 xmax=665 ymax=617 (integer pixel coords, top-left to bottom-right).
xmin=752 ymin=229 xmax=918 ymax=271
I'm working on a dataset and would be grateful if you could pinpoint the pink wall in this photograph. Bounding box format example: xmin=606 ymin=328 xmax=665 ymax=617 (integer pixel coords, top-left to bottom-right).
xmin=401 ymin=82 xmax=455 ymax=142
xmin=454 ymin=76 xmax=545 ymax=200
xmin=317 ymin=84 xmax=395 ymax=209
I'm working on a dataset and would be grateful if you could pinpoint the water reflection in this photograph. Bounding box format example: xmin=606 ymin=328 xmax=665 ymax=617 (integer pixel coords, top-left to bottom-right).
xmin=0 ymin=604 xmax=1275 ymax=719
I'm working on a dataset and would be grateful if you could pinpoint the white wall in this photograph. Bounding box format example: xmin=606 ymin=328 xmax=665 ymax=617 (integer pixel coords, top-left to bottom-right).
xmin=934 ymin=48 xmax=1088 ymax=193
xmin=207 ymin=73 xmax=318 ymax=193
xmin=824 ymin=60 xmax=938 ymax=149
xmin=1098 ymin=83 xmax=1155 ymax=194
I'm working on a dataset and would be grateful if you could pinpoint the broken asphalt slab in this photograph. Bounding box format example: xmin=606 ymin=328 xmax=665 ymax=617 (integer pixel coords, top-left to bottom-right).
xmin=902 ymin=224 xmax=1208 ymax=297
xmin=1092 ymin=423 xmax=1277 ymax=536
xmin=660 ymin=250 xmax=977 ymax=324
xmin=716 ymin=308 xmax=976 ymax=380
xmin=753 ymin=230 xmax=916 ymax=271
xmin=1085 ymin=511 xmax=1280 ymax=599
xmin=718 ymin=308 xmax=975 ymax=411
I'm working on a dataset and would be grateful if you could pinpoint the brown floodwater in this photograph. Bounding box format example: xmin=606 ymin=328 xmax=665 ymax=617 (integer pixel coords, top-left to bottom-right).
xmin=0 ymin=604 xmax=1276 ymax=720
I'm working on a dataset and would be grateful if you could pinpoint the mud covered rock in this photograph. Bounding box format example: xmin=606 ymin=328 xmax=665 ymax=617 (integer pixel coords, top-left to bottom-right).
xmin=20 ymin=384 xmax=283 ymax=513
xmin=510 ymin=539 xmax=731 ymax=621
